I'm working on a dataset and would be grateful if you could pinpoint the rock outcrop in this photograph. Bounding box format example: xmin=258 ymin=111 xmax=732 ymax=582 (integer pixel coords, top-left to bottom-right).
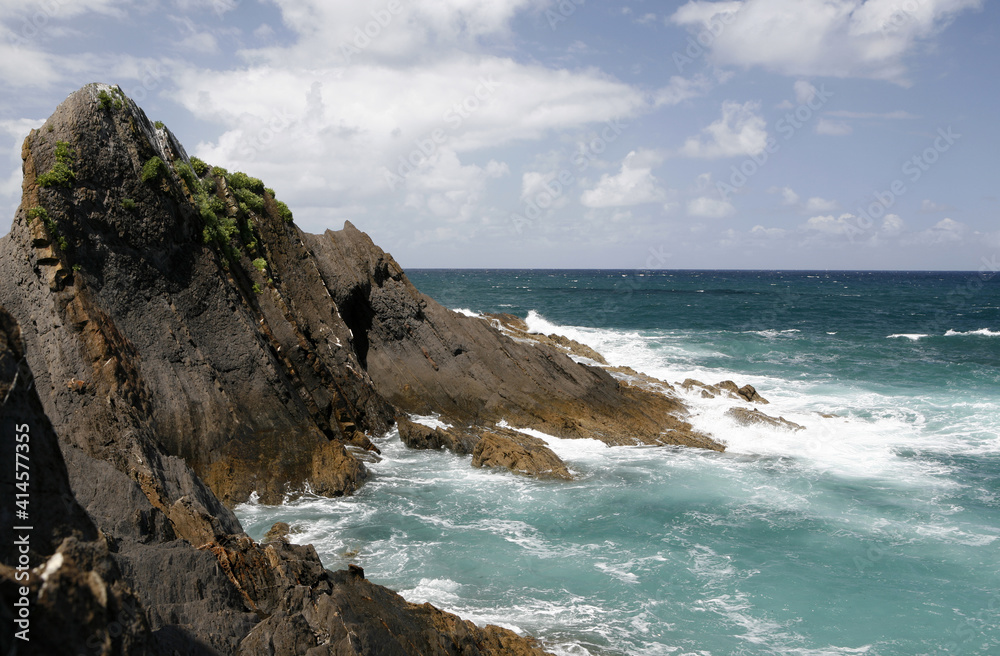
xmin=305 ymin=224 xmax=723 ymax=452
xmin=725 ymin=407 xmax=804 ymax=431
xmin=0 ymin=84 xmax=393 ymax=506
xmin=0 ymin=85 xmax=559 ymax=656
xmin=0 ymin=83 xmax=736 ymax=655
xmin=471 ymin=428 xmax=573 ymax=480
xmin=681 ymin=379 xmax=769 ymax=404
xmin=2 ymin=303 xmax=553 ymax=656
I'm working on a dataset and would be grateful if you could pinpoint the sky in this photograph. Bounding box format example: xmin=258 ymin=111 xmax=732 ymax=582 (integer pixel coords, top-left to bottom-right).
xmin=1 ymin=0 xmax=998 ymax=270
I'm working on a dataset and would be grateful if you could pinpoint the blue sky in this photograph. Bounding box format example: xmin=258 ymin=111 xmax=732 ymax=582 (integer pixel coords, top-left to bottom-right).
xmin=1 ymin=0 xmax=997 ymax=270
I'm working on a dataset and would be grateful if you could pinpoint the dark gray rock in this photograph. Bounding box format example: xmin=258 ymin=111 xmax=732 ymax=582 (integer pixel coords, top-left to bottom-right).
xmin=306 ymin=223 xmax=723 ymax=452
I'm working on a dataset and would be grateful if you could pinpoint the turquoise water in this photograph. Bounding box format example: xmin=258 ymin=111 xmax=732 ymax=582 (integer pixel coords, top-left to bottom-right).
xmin=238 ymin=271 xmax=1000 ymax=655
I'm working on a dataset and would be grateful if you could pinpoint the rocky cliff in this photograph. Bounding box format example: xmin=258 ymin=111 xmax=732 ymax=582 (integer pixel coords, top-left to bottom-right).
xmin=0 ymin=84 xmax=727 ymax=655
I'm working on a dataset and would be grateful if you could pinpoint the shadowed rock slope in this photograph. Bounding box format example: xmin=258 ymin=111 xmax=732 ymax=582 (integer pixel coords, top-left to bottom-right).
xmin=0 ymin=84 xmax=393 ymax=507
xmin=306 ymin=224 xmax=723 ymax=453
xmin=1 ymin=305 xmax=552 ymax=656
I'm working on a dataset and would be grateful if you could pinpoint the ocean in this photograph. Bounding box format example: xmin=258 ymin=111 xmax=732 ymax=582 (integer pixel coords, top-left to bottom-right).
xmin=237 ymin=270 xmax=1000 ymax=656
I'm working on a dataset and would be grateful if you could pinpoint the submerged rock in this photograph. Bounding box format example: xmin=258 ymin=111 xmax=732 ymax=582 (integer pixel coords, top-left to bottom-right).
xmin=472 ymin=429 xmax=573 ymax=480
xmin=725 ymin=407 xmax=804 ymax=431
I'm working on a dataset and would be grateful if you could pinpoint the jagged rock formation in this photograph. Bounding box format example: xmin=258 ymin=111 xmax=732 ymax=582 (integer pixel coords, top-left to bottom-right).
xmin=1 ymin=303 xmax=553 ymax=655
xmin=0 ymin=84 xmax=392 ymax=507
xmin=305 ymin=224 xmax=723 ymax=454
xmin=0 ymin=83 xmax=735 ymax=655
xmin=0 ymin=85 xmax=558 ymax=656
xmin=681 ymin=379 xmax=769 ymax=404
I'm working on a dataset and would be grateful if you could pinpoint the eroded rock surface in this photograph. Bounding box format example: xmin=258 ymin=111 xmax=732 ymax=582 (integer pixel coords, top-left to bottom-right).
xmin=725 ymin=407 xmax=805 ymax=431
xmin=306 ymin=224 xmax=723 ymax=453
xmin=472 ymin=429 xmax=573 ymax=480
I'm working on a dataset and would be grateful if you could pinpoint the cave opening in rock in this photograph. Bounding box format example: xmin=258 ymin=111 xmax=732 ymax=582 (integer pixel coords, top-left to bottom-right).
xmin=339 ymin=286 xmax=375 ymax=369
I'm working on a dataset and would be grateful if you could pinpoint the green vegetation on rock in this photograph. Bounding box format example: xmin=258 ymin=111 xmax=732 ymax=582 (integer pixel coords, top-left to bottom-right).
xmin=98 ymin=90 xmax=113 ymax=110
xmin=176 ymin=163 xmax=198 ymax=194
xmin=37 ymin=141 xmax=76 ymax=188
xmin=190 ymin=157 xmax=209 ymax=176
xmin=121 ymin=198 xmax=136 ymax=211
xmin=141 ymin=156 xmax=166 ymax=183
xmin=252 ymin=257 xmax=267 ymax=273
xmin=228 ymin=171 xmax=265 ymax=194
xmin=275 ymin=200 xmax=293 ymax=223
xmin=28 ymin=206 xmax=68 ymax=251
xmin=234 ymin=187 xmax=264 ymax=213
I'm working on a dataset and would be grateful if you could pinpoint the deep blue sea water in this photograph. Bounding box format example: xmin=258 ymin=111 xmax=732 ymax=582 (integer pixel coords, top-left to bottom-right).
xmin=238 ymin=270 xmax=1000 ymax=656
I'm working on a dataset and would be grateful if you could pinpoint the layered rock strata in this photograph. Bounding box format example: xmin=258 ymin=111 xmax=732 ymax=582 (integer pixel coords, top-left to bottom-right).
xmin=0 ymin=83 xmax=756 ymax=655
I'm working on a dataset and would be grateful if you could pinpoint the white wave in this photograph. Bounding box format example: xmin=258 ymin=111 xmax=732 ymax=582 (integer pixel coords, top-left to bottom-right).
xmin=453 ymin=308 xmax=482 ymax=318
xmin=398 ymin=577 xmax=464 ymax=606
xmin=496 ymin=420 xmax=609 ymax=464
xmin=944 ymin=328 xmax=1000 ymax=337
xmin=409 ymin=413 xmax=453 ymax=430
xmin=887 ymin=334 xmax=928 ymax=341
xmin=745 ymin=329 xmax=802 ymax=338
xmin=504 ymin=311 xmax=996 ymax=485
xmin=594 ymin=561 xmax=640 ymax=584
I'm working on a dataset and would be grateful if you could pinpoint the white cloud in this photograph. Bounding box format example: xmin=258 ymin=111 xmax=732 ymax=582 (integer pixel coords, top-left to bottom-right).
xmin=826 ymin=109 xmax=918 ymax=119
xmin=255 ymin=0 xmax=543 ymax=64
xmin=794 ymin=79 xmax=817 ymax=104
xmin=177 ymin=32 xmax=219 ymax=54
xmin=655 ymin=75 xmax=713 ymax=106
xmin=816 ymin=118 xmax=853 ymax=135
xmin=402 ymin=147 xmax=508 ymax=222
xmin=751 ymin=224 xmax=787 ymax=238
xmin=805 ymin=196 xmax=839 ymax=212
xmin=0 ymin=0 xmax=128 ymax=20
xmin=679 ymin=100 xmax=768 ymax=158
xmin=920 ymin=199 xmax=951 ymax=213
xmin=688 ymin=196 xmax=735 ymax=218
xmin=580 ymin=150 xmax=668 ymax=208
xmin=881 ymin=213 xmax=904 ymax=236
xmin=0 ymin=43 xmax=62 ymax=87
xmin=669 ymin=0 xmax=982 ymax=82
xmin=917 ymin=217 xmax=965 ymax=243
xmin=768 ymin=185 xmax=799 ymax=205
xmin=803 ymin=213 xmax=857 ymax=236
xmin=175 ymin=55 xmax=646 ymax=207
